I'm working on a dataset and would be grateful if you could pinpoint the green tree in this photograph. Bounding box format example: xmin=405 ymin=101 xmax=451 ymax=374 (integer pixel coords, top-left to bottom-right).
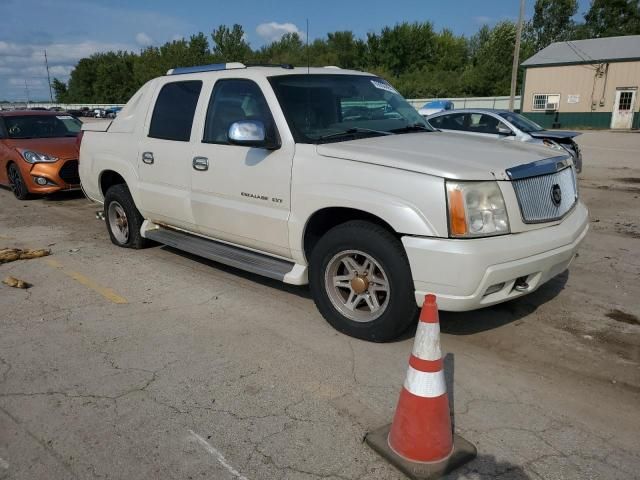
xmin=525 ymin=0 xmax=578 ymax=50
xmin=463 ymin=21 xmax=517 ymax=96
xmin=51 ymin=78 xmax=68 ymax=102
xmin=583 ymin=0 xmax=640 ymax=37
xmin=375 ymin=22 xmax=437 ymax=75
xmin=211 ymin=24 xmax=252 ymax=62
xmin=65 ymin=57 xmax=99 ymax=102
xmin=93 ymin=51 xmax=136 ymax=103
xmin=255 ymin=32 xmax=305 ymax=65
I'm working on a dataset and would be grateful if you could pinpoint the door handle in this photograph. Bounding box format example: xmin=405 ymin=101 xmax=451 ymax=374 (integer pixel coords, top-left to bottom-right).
xmin=142 ymin=152 xmax=154 ymax=164
xmin=192 ymin=156 xmax=209 ymax=171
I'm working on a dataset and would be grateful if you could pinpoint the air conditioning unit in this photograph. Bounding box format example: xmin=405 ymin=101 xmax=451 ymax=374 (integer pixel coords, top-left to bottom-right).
xmin=545 ymin=94 xmax=561 ymax=111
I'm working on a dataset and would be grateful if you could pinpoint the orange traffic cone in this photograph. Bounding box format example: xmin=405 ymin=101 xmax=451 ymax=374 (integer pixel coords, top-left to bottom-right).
xmin=366 ymin=294 xmax=476 ymax=479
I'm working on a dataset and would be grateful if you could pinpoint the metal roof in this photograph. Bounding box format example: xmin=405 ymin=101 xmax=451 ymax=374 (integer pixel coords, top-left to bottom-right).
xmin=522 ymin=35 xmax=640 ymax=67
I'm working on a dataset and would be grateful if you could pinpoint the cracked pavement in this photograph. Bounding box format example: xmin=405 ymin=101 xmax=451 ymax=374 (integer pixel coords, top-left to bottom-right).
xmin=1 ymin=131 xmax=639 ymax=479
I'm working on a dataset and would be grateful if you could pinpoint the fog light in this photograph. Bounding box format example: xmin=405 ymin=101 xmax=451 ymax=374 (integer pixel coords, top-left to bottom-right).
xmin=35 ymin=176 xmax=48 ymax=185
xmin=484 ymin=282 xmax=505 ymax=296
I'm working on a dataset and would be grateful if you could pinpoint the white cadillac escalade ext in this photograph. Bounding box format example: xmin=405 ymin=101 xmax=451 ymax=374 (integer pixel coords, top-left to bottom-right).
xmin=79 ymin=63 xmax=589 ymax=341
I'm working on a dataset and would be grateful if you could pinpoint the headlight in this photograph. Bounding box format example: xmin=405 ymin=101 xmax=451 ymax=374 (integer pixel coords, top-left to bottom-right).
xmin=446 ymin=181 xmax=510 ymax=238
xmin=17 ymin=149 xmax=58 ymax=164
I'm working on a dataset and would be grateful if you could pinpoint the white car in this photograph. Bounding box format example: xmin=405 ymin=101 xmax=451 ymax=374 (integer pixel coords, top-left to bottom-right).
xmin=79 ymin=63 xmax=588 ymax=341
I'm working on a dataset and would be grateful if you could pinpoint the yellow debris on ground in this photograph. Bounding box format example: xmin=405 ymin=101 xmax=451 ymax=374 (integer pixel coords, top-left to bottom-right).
xmin=0 ymin=248 xmax=50 ymax=264
xmin=3 ymin=276 xmax=30 ymax=289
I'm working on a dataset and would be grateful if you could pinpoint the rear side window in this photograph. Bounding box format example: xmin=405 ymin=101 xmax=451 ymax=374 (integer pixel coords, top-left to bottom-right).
xmin=149 ymin=81 xmax=202 ymax=141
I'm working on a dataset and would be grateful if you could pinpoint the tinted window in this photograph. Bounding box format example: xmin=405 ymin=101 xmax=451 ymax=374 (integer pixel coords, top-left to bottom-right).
xmin=149 ymin=81 xmax=202 ymax=141
xmin=466 ymin=114 xmax=507 ymax=134
xmin=203 ymin=79 xmax=276 ymax=144
xmin=3 ymin=115 xmax=81 ymax=139
xmin=434 ymin=113 xmax=466 ymax=131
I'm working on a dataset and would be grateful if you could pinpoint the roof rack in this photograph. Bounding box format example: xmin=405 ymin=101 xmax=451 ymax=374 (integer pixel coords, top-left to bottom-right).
xmin=166 ymin=62 xmax=246 ymax=76
xmin=244 ymin=63 xmax=295 ymax=69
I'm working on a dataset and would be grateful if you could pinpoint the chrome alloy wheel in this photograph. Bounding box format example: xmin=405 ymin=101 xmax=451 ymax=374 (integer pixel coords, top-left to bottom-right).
xmin=324 ymin=249 xmax=390 ymax=323
xmin=108 ymin=201 xmax=129 ymax=244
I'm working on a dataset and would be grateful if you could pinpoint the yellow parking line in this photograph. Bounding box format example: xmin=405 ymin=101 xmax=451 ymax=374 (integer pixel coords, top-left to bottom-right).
xmin=45 ymin=258 xmax=128 ymax=304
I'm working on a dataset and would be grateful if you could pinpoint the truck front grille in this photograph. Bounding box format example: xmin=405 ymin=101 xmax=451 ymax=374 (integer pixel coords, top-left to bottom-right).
xmin=511 ymin=166 xmax=577 ymax=223
xmin=59 ymin=160 xmax=80 ymax=185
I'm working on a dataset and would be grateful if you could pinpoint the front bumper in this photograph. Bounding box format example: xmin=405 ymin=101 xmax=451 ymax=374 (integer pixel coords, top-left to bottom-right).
xmin=24 ymin=159 xmax=80 ymax=193
xmin=402 ymin=201 xmax=589 ymax=311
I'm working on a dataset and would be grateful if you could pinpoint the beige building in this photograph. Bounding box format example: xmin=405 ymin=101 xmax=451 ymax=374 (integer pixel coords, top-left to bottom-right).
xmin=521 ymin=35 xmax=640 ymax=129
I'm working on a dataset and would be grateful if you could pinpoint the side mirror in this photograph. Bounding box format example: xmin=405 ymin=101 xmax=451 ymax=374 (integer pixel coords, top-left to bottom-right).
xmin=228 ymin=120 xmax=279 ymax=149
xmin=497 ymin=125 xmax=513 ymax=136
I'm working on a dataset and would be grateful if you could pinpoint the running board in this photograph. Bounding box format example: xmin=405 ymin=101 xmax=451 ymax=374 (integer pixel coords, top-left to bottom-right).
xmin=145 ymin=227 xmax=296 ymax=281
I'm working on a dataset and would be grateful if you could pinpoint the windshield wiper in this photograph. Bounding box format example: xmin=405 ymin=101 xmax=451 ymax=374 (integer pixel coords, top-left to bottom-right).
xmin=390 ymin=123 xmax=433 ymax=134
xmin=317 ymin=127 xmax=394 ymax=142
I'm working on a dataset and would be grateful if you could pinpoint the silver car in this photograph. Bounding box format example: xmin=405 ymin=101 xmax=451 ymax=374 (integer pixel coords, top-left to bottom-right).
xmin=426 ymin=109 xmax=582 ymax=173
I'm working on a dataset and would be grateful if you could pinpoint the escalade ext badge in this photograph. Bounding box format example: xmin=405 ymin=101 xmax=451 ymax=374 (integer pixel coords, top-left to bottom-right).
xmin=506 ymin=155 xmax=571 ymax=180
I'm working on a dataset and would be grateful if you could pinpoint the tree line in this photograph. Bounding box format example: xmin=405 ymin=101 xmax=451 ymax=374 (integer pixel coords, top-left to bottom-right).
xmin=53 ymin=0 xmax=640 ymax=103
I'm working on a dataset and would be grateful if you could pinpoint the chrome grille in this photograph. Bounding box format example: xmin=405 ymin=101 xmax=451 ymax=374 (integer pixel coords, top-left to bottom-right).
xmin=511 ymin=166 xmax=577 ymax=223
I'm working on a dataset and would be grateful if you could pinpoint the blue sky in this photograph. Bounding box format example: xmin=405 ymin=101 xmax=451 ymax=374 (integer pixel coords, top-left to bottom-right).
xmin=1 ymin=0 xmax=592 ymax=101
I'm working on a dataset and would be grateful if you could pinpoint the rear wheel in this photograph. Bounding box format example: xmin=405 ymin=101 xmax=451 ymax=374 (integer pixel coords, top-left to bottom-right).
xmin=309 ymin=220 xmax=418 ymax=342
xmin=8 ymin=163 xmax=31 ymax=200
xmin=104 ymin=184 xmax=148 ymax=249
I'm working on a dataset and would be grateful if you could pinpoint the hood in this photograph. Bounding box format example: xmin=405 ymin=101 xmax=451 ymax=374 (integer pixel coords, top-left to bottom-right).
xmin=528 ymin=130 xmax=581 ymax=140
xmin=3 ymin=137 xmax=79 ymax=160
xmin=316 ymin=132 xmax=558 ymax=180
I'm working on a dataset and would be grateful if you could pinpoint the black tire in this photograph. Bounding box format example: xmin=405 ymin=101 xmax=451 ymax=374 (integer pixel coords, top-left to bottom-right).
xmin=103 ymin=184 xmax=148 ymax=249
xmin=8 ymin=163 xmax=31 ymax=200
xmin=309 ymin=220 xmax=418 ymax=342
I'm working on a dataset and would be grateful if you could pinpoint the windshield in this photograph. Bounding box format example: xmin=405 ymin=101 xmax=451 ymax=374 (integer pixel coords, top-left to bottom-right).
xmin=269 ymin=74 xmax=431 ymax=143
xmin=498 ymin=112 xmax=543 ymax=133
xmin=4 ymin=115 xmax=82 ymax=139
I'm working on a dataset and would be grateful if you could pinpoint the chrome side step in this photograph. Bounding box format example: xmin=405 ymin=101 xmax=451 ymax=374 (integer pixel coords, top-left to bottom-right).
xmin=145 ymin=227 xmax=295 ymax=281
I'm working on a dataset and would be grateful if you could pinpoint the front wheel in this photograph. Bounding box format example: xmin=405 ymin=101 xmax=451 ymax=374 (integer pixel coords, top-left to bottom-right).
xmin=8 ymin=163 xmax=31 ymax=200
xmin=309 ymin=220 xmax=418 ymax=342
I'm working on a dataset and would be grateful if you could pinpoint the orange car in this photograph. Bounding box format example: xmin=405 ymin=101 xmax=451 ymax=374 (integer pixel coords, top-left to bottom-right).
xmin=0 ymin=110 xmax=81 ymax=199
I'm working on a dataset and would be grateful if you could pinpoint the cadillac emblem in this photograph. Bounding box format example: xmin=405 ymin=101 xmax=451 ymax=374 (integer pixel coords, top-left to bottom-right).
xmin=551 ymin=184 xmax=562 ymax=206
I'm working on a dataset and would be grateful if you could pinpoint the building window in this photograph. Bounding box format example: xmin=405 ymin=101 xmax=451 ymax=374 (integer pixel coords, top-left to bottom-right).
xmin=532 ymin=93 xmax=560 ymax=111
xmin=618 ymin=91 xmax=633 ymax=111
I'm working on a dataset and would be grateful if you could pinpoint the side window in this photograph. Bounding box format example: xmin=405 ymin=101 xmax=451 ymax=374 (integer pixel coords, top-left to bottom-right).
xmin=149 ymin=81 xmax=202 ymax=141
xmin=439 ymin=113 xmax=467 ymax=131
xmin=463 ymin=113 xmax=504 ymax=134
xmin=203 ymin=79 xmax=276 ymax=144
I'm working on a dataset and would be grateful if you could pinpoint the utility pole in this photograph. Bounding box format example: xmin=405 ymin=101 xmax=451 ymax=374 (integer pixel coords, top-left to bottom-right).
xmin=509 ymin=0 xmax=525 ymax=112
xmin=44 ymin=50 xmax=54 ymax=103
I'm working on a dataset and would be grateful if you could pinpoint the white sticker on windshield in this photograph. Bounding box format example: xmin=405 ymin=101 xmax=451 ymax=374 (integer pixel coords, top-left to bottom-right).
xmin=56 ymin=115 xmax=74 ymax=120
xmin=371 ymin=79 xmax=399 ymax=95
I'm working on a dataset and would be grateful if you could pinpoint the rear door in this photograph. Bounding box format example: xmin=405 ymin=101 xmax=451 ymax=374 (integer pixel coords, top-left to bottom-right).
xmin=190 ymin=78 xmax=294 ymax=258
xmin=137 ymin=80 xmax=202 ymax=228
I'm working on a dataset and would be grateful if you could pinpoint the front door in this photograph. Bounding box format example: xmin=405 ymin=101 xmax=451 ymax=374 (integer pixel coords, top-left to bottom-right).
xmin=610 ymin=88 xmax=637 ymax=129
xmin=190 ymin=78 xmax=293 ymax=258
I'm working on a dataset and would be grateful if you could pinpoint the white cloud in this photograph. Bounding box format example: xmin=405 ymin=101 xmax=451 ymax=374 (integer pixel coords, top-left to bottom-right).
xmin=256 ymin=22 xmax=302 ymax=43
xmin=0 ymin=40 xmax=136 ymax=100
xmin=135 ymin=32 xmax=153 ymax=47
